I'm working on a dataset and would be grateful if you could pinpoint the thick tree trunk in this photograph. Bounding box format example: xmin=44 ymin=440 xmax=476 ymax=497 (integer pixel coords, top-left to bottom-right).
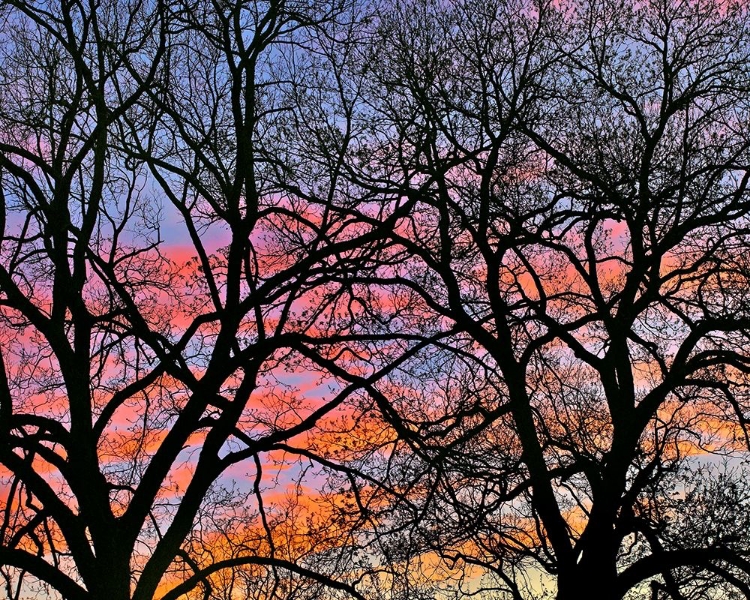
xmin=557 ymin=565 xmax=622 ymax=600
xmin=89 ymin=551 xmax=133 ymax=600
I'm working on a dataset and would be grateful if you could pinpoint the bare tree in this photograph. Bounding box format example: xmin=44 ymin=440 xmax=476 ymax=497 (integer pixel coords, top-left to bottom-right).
xmin=0 ymin=0 xmax=410 ymax=598
xmin=315 ymin=0 xmax=750 ymax=598
xmin=4 ymin=0 xmax=750 ymax=599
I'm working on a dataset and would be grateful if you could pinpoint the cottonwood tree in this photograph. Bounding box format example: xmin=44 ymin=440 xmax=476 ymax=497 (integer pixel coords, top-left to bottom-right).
xmin=0 ymin=0 xmax=413 ymax=598
xmin=313 ymin=0 xmax=750 ymax=599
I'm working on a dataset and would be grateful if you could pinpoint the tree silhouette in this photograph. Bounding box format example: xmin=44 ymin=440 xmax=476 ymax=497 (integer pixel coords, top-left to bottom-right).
xmin=0 ymin=0 xmax=407 ymax=598
xmin=315 ymin=0 xmax=750 ymax=598
xmin=2 ymin=0 xmax=750 ymax=599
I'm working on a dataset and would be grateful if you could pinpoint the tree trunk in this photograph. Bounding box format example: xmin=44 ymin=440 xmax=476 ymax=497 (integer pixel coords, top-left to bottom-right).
xmin=89 ymin=551 xmax=133 ymax=600
xmin=557 ymin=565 xmax=622 ymax=600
